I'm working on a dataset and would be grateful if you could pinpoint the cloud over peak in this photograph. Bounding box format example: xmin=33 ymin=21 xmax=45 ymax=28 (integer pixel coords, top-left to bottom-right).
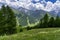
xmin=0 ymin=0 xmax=60 ymax=13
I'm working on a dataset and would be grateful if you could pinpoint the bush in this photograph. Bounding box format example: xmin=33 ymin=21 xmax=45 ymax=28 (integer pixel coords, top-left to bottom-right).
xmin=20 ymin=28 xmax=23 ymax=32
xmin=26 ymin=26 xmax=32 ymax=30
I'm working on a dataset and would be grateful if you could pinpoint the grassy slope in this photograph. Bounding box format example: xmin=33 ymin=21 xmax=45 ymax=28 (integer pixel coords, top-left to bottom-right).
xmin=0 ymin=28 xmax=60 ymax=40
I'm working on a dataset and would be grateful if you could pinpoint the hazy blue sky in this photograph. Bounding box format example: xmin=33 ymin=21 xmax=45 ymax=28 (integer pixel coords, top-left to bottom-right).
xmin=32 ymin=0 xmax=57 ymax=3
xmin=45 ymin=0 xmax=56 ymax=3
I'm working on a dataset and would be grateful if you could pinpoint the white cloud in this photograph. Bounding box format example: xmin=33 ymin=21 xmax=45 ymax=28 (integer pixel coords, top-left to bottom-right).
xmin=52 ymin=1 xmax=60 ymax=13
xmin=34 ymin=3 xmax=44 ymax=10
xmin=0 ymin=0 xmax=60 ymax=13
xmin=44 ymin=1 xmax=53 ymax=11
xmin=34 ymin=0 xmax=39 ymax=2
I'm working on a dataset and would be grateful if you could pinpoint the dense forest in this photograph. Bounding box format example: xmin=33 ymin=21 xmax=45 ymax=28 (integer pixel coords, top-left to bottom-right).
xmin=0 ymin=5 xmax=60 ymax=36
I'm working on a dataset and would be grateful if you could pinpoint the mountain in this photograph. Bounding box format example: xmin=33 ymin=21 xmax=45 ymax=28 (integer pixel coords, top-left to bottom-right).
xmin=0 ymin=0 xmax=60 ymax=26
xmin=12 ymin=8 xmax=38 ymax=26
xmin=13 ymin=7 xmax=54 ymax=26
xmin=0 ymin=1 xmax=46 ymax=26
xmin=12 ymin=7 xmax=58 ymax=26
xmin=16 ymin=7 xmax=58 ymax=19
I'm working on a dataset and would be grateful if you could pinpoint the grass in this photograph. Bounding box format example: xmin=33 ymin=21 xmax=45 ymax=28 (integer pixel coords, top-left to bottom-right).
xmin=0 ymin=28 xmax=60 ymax=40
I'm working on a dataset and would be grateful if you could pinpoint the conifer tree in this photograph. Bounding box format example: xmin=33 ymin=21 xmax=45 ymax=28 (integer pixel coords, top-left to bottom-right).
xmin=48 ymin=17 xmax=55 ymax=27
xmin=0 ymin=5 xmax=16 ymax=35
xmin=55 ymin=15 xmax=60 ymax=27
xmin=6 ymin=5 xmax=17 ymax=34
xmin=0 ymin=5 xmax=7 ymax=35
xmin=40 ymin=19 xmax=43 ymax=28
xmin=42 ymin=13 xmax=49 ymax=27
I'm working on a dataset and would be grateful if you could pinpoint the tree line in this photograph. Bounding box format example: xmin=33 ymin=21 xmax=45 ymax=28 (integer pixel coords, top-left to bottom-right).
xmin=26 ymin=14 xmax=60 ymax=30
xmin=33 ymin=13 xmax=60 ymax=28
xmin=39 ymin=14 xmax=60 ymax=28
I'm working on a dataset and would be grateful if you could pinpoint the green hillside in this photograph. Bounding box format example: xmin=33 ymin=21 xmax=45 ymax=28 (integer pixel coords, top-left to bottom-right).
xmin=0 ymin=28 xmax=60 ymax=40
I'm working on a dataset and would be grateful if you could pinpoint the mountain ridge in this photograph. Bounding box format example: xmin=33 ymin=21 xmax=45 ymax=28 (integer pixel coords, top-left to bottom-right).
xmin=0 ymin=0 xmax=60 ymax=26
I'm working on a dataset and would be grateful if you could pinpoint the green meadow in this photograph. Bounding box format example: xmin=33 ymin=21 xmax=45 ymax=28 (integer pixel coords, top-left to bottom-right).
xmin=0 ymin=28 xmax=60 ymax=40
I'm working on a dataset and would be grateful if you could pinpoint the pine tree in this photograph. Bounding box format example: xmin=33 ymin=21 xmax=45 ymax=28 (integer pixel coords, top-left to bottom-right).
xmin=0 ymin=5 xmax=16 ymax=35
xmin=42 ymin=13 xmax=49 ymax=28
xmin=55 ymin=15 xmax=60 ymax=27
xmin=48 ymin=17 xmax=55 ymax=27
xmin=6 ymin=5 xmax=17 ymax=34
xmin=0 ymin=5 xmax=7 ymax=35
xmin=40 ymin=19 xmax=43 ymax=28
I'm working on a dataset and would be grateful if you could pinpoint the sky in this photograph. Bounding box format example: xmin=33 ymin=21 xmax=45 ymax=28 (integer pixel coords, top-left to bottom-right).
xmin=45 ymin=0 xmax=56 ymax=3
xmin=32 ymin=0 xmax=56 ymax=3
xmin=0 ymin=0 xmax=60 ymax=12
xmin=15 ymin=0 xmax=60 ymax=12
